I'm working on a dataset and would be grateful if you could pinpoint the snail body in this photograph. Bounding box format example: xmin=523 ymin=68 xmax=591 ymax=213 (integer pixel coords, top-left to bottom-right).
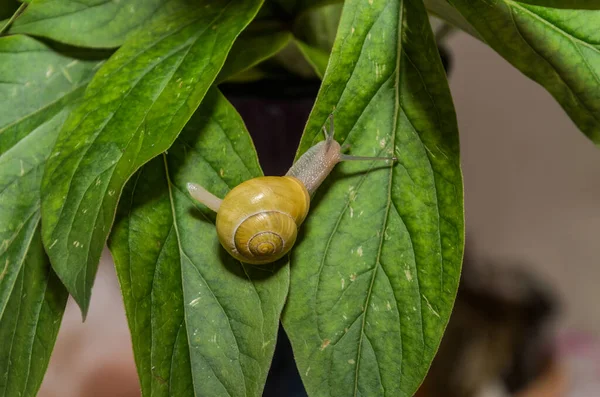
xmin=187 ymin=115 xmax=395 ymax=265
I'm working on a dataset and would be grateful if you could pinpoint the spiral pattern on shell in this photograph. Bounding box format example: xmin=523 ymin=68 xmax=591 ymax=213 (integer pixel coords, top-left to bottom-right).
xmin=215 ymin=176 xmax=310 ymax=265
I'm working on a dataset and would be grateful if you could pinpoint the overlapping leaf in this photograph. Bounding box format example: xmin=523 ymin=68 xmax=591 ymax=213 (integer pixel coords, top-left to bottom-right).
xmin=436 ymin=0 xmax=600 ymax=144
xmin=217 ymin=28 xmax=292 ymax=83
xmin=282 ymin=0 xmax=464 ymax=396
xmin=9 ymin=0 xmax=193 ymax=48
xmin=0 ymin=227 xmax=67 ymax=397
xmin=0 ymin=35 xmax=100 ymax=397
xmin=41 ymin=0 xmax=263 ymax=317
xmin=294 ymin=39 xmax=329 ymax=78
xmin=109 ymin=87 xmax=289 ymax=397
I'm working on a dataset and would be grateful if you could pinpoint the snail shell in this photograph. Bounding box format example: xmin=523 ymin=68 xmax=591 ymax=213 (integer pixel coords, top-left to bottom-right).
xmin=187 ymin=113 xmax=396 ymax=265
xmin=216 ymin=176 xmax=310 ymax=264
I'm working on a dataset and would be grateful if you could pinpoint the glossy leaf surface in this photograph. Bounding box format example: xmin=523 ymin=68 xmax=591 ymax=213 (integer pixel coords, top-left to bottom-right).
xmin=0 ymin=35 xmax=96 ymax=397
xmin=10 ymin=0 xmax=191 ymax=48
xmin=109 ymin=88 xmax=289 ymax=397
xmin=0 ymin=227 xmax=67 ymax=397
xmin=282 ymin=0 xmax=464 ymax=396
xmin=41 ymin=0 xmax=262 ymax=317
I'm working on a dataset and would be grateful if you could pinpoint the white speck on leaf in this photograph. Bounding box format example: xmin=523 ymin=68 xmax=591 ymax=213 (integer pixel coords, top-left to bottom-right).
xmin=108 ymin=190 xmax=115 ymax=196
xmin=73 ymin=241 xmax=81 ymax=248
xmin=350 ymin=273 xmax=357 ymax=282
xmin=351 ymin=27 xmax=355 ymax=34
xmin=189 ymin=297 xmax=201 ymax=306
xmin=348 ymin=359 xmax=355 ymax=364
xmin=384 ymin=228 xmax=391 ymax=240
xmin=219 ymin=168 xmax=225 ymax=177
xmin=46 ymin=65 xmax=54 ymax=78
xmin=48 ymin=239 xmax=58 ymax=249
xmin=349 ymin=207 xmax=354 ymax=218
xmin=305 ymin=367 xmax=311 ymax=376
xmin=20 ymin=160 xmax=24 ymax=176
xmin=405 ymin=269 xmax=413 ymax=281
xmin=60 ymin=66 xmax=73 ymax=83
xmin=379 ymin=138 xmax=386 ymax=148
xmin=0 ymin=259 xmax=8 ymax=280
xmin=320 ymin=339 xmax=330 ymax=350
xmin=341 ymin=278 xmax=345 ymax=289
xmin=356 ymin=246 xmax=363 ymax=257
xmin=423 ymin=294 xmax=440 ymax=318
xmin=386 ymin=301 xmax=392 ymax=311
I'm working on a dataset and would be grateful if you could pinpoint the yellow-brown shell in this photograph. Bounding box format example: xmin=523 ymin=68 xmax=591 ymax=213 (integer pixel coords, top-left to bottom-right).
xmin=216 ymin=176 xmax=310 ymax=264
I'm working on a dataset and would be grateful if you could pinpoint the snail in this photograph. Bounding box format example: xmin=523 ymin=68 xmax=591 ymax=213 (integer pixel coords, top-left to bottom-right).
xmin=187 ymin=115 xmax=396 ymax=265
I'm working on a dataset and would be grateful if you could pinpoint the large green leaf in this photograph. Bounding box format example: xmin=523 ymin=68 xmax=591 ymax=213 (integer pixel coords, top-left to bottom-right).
xmin=9 ymin=0 xmax=193 ymax=48
xmin=109 ymin=87 xmax=289 ymax=397
xmin=0 ymin=226 xmax=67 ymax=397
xmin=0 ymin=35 xmax=98 ymax=397
xmin=282 ymin=0 xmax=464 ymax=396
xmin=41 ymin=0 xmax=263 ymax=317
xmin=0 ymin=34 xmax=98 ymax=317
xmin=438 ymin=0 xmax=600 ymax=145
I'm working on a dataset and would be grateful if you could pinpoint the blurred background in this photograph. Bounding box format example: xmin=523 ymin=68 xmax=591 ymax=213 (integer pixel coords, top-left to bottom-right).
xmin=38 ymin=27 xmax=600 ymax=397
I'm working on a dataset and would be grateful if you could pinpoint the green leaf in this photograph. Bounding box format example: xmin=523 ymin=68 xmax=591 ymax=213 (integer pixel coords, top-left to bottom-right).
xmin=109 ymin=87 xmax=289 ymax=397
xmin=272 ymin=40 xmax=324 ymax=78
xmin=41 ymin=0 xmax=263 ymax=317
xmin=294 ymin=39 xmax=329 ymax=78
xmin=444 ymin=0 xmax=600 ymax=144
xmin=109 ymin=158 xmax=194 ymax=397
xmin=0 ymin=35 xmax=97 ymax=397
xmin=0 ymin=34 xmax=99 ymax=315
xmin=0 ymin=226 xmax=68 ymax=397
xmin=515 ymin=1 xmax=600 ymax=8
xmin=422 ymin=0 xmax=482 ymax=40
xmin=272 ymin=0 xmax=342 ymax=15
xmin=0 ymin=1 xmax=25 ymax=33
xmin=217 ymin=27 xmax=292 ymax=83
xmin=282 ymin=0 xmax=464 ymax=396
xmin=9 ymin=0 xmax=194 ymax=48
xmin=294 ymin=2 xmax=342 ymax=52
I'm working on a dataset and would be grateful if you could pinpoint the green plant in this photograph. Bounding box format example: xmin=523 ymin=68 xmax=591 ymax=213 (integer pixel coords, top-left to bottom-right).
xmin=0 ymin=0 xmax=597 ymax=396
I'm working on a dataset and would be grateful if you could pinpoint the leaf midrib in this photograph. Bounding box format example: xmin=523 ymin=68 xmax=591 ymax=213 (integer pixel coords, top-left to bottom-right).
xmin=352 ymin=1 xmax=402 ymax=395
xmin=507 ymin=0 xmax=600 ymax=51
xmin=163 ymin=154 xmax=249 ymax=397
